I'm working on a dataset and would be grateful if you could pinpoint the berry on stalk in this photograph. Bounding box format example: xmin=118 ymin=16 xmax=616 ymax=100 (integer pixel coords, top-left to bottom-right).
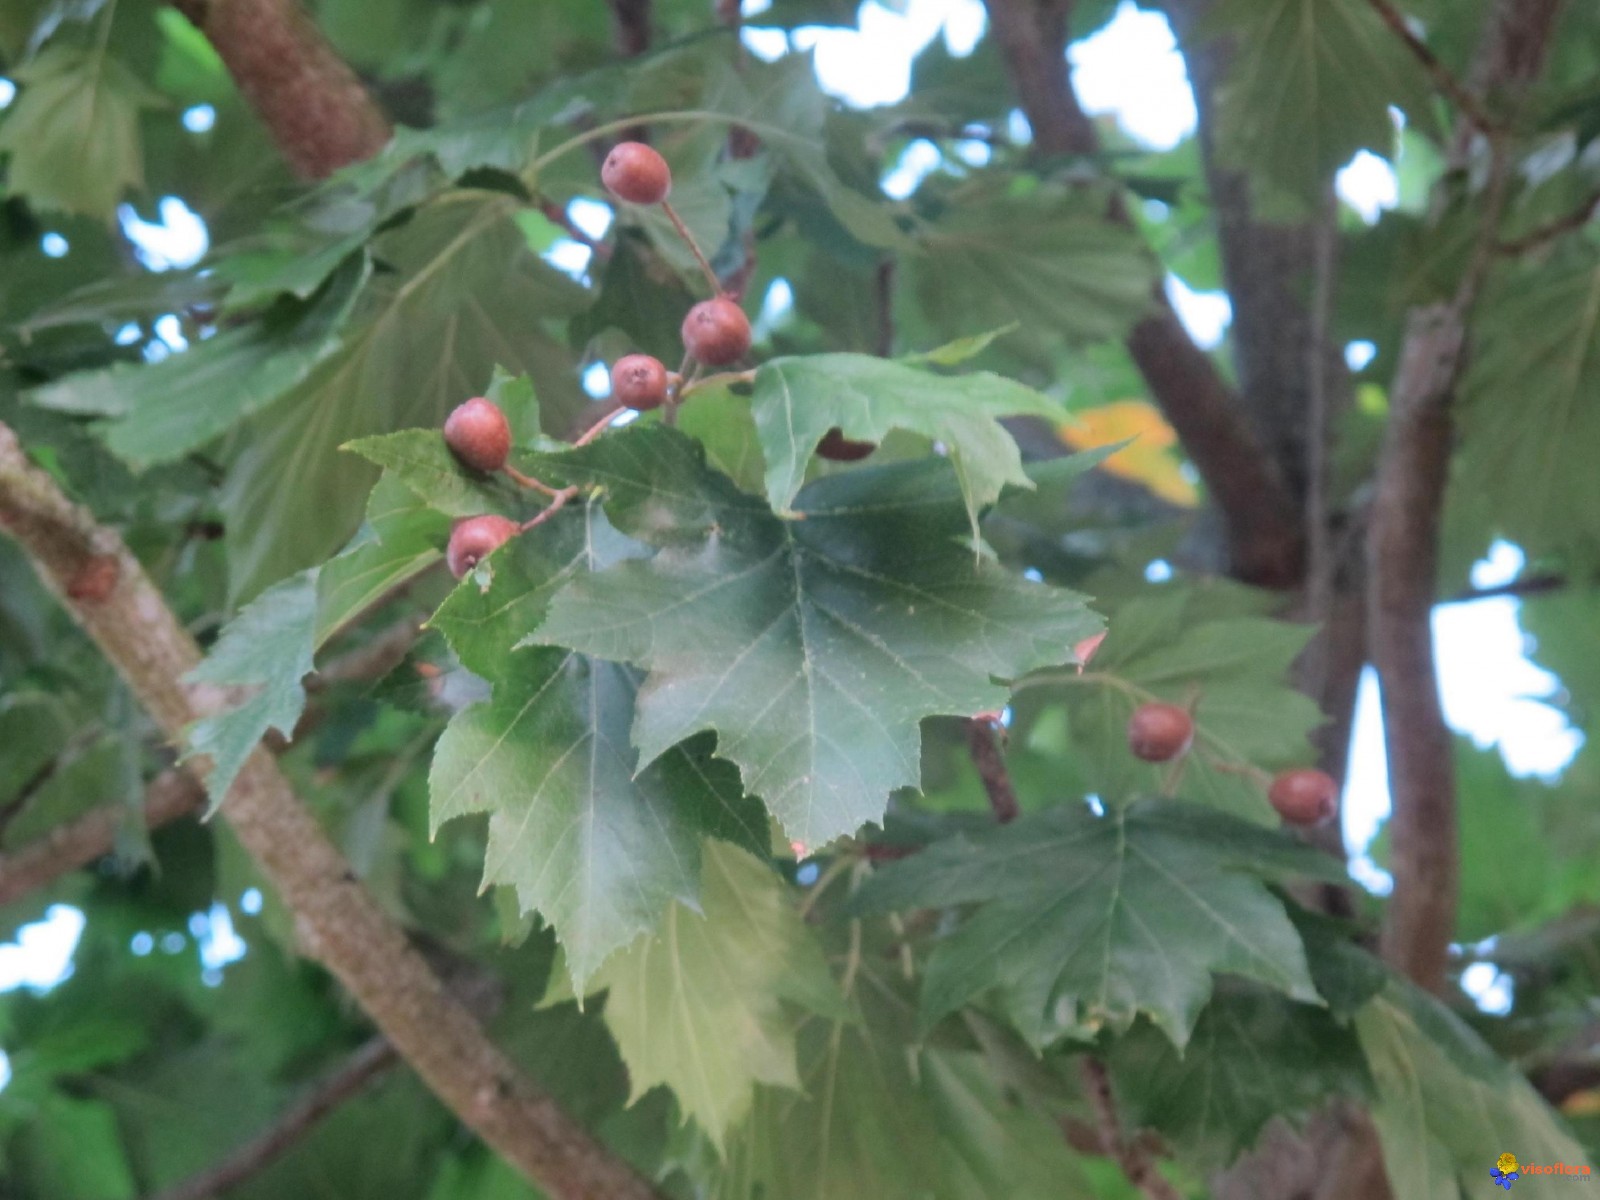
xmin=601 ymin=142 xmax=671 ymax=206
xmin=447 ymin=515 xmax=519 ymax=579
xmin=1268 ymin=768 xmax=1339 ymax=826
xmin=1126 ymin=702 xmax=1194 ymax=763
xmin=817 ymin=428 xmax=876 ymax=462
xmin=611 ymin=354 xmax=671 ymax=411
xmin=444 ymin=397 xmax=512 ymax=473
xmin=681 ymin=297 xmax=751 ymax=366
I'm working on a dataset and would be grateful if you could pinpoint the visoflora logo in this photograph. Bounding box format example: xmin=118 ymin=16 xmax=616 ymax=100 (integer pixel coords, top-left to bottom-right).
xmin=1494 ymin=1153 xmax=1521 ymax=1190
xmin=1493 ymin=1153 xmax=1594 ymax=1188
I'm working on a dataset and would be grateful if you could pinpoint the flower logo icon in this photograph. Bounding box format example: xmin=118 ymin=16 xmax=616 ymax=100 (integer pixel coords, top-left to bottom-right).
xmin=1492 ymin=1153 xmax=1521 ymax=1190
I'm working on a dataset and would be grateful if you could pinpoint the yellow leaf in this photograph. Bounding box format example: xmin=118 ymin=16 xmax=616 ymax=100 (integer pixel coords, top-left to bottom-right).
xmin=1059 ymin=400 xmax=1198 ymax=507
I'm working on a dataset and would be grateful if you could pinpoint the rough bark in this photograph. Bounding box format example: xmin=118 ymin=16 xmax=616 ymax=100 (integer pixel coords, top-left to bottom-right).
xmin=0 ymin=422 xmax=665 ymax=1200
xmin=981 ymin=0 xmax=1304 ymax=588
xmin=170 ymin=0 xmax=391 ymax=179
xmin=1371 ymin=0 xmax=1564 ymax=994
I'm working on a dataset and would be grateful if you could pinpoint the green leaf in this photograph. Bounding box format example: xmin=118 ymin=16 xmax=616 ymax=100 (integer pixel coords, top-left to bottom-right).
xmin=343 ymin=430 xmax=522 ymax=520
xmin=698 ymin=942 xmax=1102 ymax=1200
xmin=1356 ymin=976 xmax=1587 ymax=1199
xmin=185 ymin=571 xmax=318 ymax=812
xmin=315 ymin=475 xmax=450 ymax=645
xmin=31 ymin=256 xmax=368 ymax=468
xmin=1207 ymin=0 xmax=1433 ymax=210
xmin=1037 ymin=587 xmax=1325 ymax=822
xmin=428 ymin=504 xmax=766 ymax=986
xmin=1110 ymin=984 xmax=1371 ymax=1169
xmin=850 ymin=799 xmax=1334 ymax=1048
xmin=15 ymin=1092 xmax=138 ymax=1199
xmin=750 ymin=354 xmax=1064 ymax=531
xmin=186 ymin=474 xmax=449 ymax=809
xmin=911 ymin=181 xmax=1156 ymax=346
xmin=1458 ymin=250 xmax=1600 ymax=559
xmin=0 ymin=44 xmax=161 ymax=220
xmin=559 ymin=841 xmax=844 ymax=1148
xmin=218 ymin=190 xmax=590 ymax=601
xmin=527 ymin=427 xmax=1101 ymax=848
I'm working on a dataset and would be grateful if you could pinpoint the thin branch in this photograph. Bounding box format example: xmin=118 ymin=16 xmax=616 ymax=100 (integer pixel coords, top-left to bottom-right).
xmin=1499 ymin=189 xmax=1600 ymax=254
xmin=0 ymin=770 xmax=205 ymax=906
xmin=874 ymin=259 xmax=896 ymax=358
xmin=0 ymin=422 xmax=666 ymax=1200
xmin=147 ymin=1037 xmax=399 ymax=1200
xmin=980 ymin=0 xmax=1304 ymax=588
xmin=608 ymin=0 xmax=651 ymax=57
xmin=171 ymin=0 xmax=390 ymax=180
xmin=965 ymin=718 xmax=1019 ymax=824
xmin=1442 ymin=572 xmax=1566 ymax=604
xmin=306 ymin=617 xmax=421 ymax=692
xmin=1079 ymin=1057 xmax=1184 ymax=1200
xmin=1365 ymin=0 xmax=1500 ymax=135
xmin=1370 ymin=0 xmax=1565 ymax=994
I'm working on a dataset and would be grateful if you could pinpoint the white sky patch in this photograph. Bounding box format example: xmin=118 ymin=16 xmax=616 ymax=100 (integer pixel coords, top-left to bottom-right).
xmin=0 ymin=79 xmax=15 ymax=109
xmin=1166 ymin=274 xmax=1231 ymax=348
xmin=582 ymin=361 xmax=612 ymax=398
xmin=119 ymin=197 xmax=209 ymax=271
xmin=1346 ymin=340 xmax=1378 ymax=371
xmin=1460 ymin=961 xmax=1514 ymax=1015
xmin=1344 ymin=541 xmax=1584 ymax=892
xmin=0 ymin=905 xmax=85 ymax=992
xmin=40 ymin=232 xmax=68 ymax=258
xmin=882 ymin=138 xmax=943 ymax=198
xmin=182 ymin=104 xmax=216 ymax=133
xmin=1068 ymin=1 xmax=1196 ymax=151
xmin=567 ymin=198 xmax=614 ymax=241
xmin=754 ymin=277 xmax=795 ymax=338
xmin=1337 ymin=150 xmax=1399 ymax=224
xmin=543 ymin=239 xmax=592 ymax=281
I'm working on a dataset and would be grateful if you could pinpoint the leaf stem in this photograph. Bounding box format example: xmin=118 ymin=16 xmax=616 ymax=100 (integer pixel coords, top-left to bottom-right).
xmin=661 ymin=200 xmax=722 ymax=295
xmin=504 ymin=465 xmax=562 ymax=496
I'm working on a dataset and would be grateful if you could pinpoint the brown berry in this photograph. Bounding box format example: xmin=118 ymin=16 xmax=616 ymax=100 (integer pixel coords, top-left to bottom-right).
xmin=447 ymin=515 xmax=519 ymax=579
xmin=1268 ymin=768 xmax=1339 ymax=826
xmin=444 ymin=397 xmax=512 ymax=474
xmin=681 ymin=297 xmax=752 ymax=366
xmin=611 ymin=354 xmax=671 ymax=411
xmin=1127 ymin=702 xmax=1194 ymax=763
xmin=817 ymin=428 xmax=876 ymax=462
xmin=601 ymin=142 xmax=672 ymax=206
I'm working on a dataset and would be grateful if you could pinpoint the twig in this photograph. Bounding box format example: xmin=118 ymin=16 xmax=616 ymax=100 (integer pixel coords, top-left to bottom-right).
xmin=965 ymin=718 xmax=1020 ymax=824
xmin=660 ymin=201 xmax=722 ymax=295
xmin=1499 ymin=189 xmax=1600 ymax=254
xmin=146 ymin=1037 xmax=399 ymax=1200
xmin=306 ymin=617 xmax=421 ymax=692
xmin=1441 ymin=572 xmax=1566 ymax=604
xmin=0 ymin=421 xmax=667 ymax=1200
xmin=980 ymin=0 xmax=1304 ymax=588
xmin=874 ymin=259 xmax=895 ymax=358
xmin=520 ymin=487 xmax=579 ymax=532
xmin=171 ymin=0 xmax=390 ymax=180
xmin=1079 ymin=1057 xmax=1184 ymax=1200
xmin=1365 ymin=0 xmax=1500 ymax=136
xmin=539 ymin=201 xmax=612 ymax=264
xmin=608 ymin=0 xmax=651 ymax=57
xmin=0 ymin=770 xmax=205 ymax=906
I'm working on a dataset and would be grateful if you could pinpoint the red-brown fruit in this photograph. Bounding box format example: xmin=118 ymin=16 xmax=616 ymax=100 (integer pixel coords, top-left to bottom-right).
xmin=601 ymin=142 xmax=671 ymax=206
xmin=1126 ymin=702 xmax=1194 ymax=763
xmin=816 ymin=428 xmax=877 ymax=462
xmin=611 ymin=354 xmax=671 ymax=411
xmin=444 ymin=397 xmax=512 ymax=473
xmin=447 ymin=515 xmax=519 ymax=579
xmin=1268 ymin=768 xmax=1339 ymax=826
xmin=681 ymin=297 xmax=752 ymax=366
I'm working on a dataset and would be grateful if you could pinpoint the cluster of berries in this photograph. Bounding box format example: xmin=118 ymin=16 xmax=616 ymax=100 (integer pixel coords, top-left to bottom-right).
xmin=1126 ymin=701 xmax=1338 ymax=825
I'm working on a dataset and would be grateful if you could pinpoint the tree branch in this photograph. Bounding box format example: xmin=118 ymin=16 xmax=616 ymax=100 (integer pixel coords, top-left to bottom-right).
xmin=1365 ymin=0 xmax=1499 ymax=135
xmin=0 ymin=422 xmax=665 ymax=1200
xmin=981 ymin=0 xmax=1304 ymax=588
xmin=0 ymin=770 xmax=205 ymax=906
xmin=1371 ymin=0 xmax=1564 ymax=993
xmin=608 ymin=0 xmax=651 ymax=58
xmin=147 ymin=1037 xmax=399 ymax=1200
xmin=1499 ymin=188 xmax=1600 ymax=254
xmin=966 ymin=718 xmax=1019 ymax=824
xmin=170 ymin=0 xmax=391 ymax=180
xmin=1079 ymin=1057 xmax=1184 ymax=1200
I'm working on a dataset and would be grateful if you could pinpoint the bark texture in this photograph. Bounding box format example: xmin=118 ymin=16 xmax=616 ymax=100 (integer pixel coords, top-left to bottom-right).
xmin=0 ymin=422 xmax=665 ymax=1200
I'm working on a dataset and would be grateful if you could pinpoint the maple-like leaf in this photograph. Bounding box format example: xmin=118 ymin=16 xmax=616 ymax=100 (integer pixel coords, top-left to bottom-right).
xmin=850 ymin=799 xmax=1338 ymax=1047
xmin=525 ymin=426 xmax=1102 ymax=847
